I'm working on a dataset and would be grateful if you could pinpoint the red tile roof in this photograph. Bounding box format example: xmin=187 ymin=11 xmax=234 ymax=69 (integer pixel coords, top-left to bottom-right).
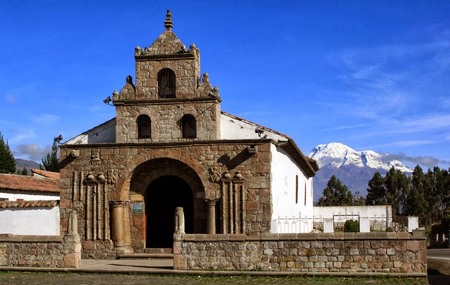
xmin=0 ymin=173 xmax=60 ymax=194
xmin=31 ymin=169 xmax=60 ymax=179
xmin=0 ymin=200 xmax=59 ymax=209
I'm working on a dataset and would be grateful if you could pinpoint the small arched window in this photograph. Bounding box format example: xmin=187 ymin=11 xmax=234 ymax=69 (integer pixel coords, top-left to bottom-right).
xmin=158 ymin=68 xmax=176 ymax=98
xmin=137 ymin=115 xmax=151 ymax=139
xmin=182 ymin=114 xmax=196 ymax=138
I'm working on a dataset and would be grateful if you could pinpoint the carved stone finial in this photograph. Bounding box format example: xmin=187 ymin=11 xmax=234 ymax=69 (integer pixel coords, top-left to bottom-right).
xmin=126 ymin=75 xmax=133 ymax=84
xmin=164 ymin=10 xmax=173 ymax=31
xmin=85 ymin=172 xmax=96 ymax=184
xmin=221 ymin=171 xmax=232 ymax=182
xmin=233 ymin=171 xmax=244 ymax=182
xmin=112 ymin=90 xmax=119 ymax=102
xmin=97 ymin=172 xmax=106 ymax=184
xmin=202 ymin=73 xmax=210 ymax=84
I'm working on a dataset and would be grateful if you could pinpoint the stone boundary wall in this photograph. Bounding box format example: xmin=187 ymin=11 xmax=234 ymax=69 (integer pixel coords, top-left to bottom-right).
xmin=82 ymin=240 xmax=116 ymax=259
xmin=0 ymin=234 xmax=81 ymax=268
xmin=173 ymin=230 xmax=427 ymax=276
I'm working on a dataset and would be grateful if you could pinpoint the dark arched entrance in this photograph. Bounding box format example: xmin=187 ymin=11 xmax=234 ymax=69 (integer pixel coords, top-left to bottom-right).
xmin=145 ymin=175 xmax=193 ymax=248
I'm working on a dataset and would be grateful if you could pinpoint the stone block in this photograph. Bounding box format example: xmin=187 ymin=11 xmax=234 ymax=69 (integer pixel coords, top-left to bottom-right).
xmin=386 ymin=248 xmax=396 ymax=256
xmin=63 ymin=252 xmax=81 ymax=268
xmin=396 ymin=231 xmax=411 ymax=240
xmin=412 ymin=228 xmax=426 ymax=239
xmin=173 ymin=254 xmax=187 ymax=270
xmin=406 ymin=240 xmax=421 ymax=252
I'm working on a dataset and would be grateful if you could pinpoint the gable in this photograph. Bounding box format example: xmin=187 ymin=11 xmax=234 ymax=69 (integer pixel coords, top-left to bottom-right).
xmin=65 ymin=118 xmax=116 ymax=145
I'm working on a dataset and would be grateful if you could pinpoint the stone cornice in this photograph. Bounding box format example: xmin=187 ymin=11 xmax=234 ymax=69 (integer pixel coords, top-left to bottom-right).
xmin=113 ymin=97 xmax=218 ymax=106
xmin=135 ymin=53 xmax=195 ymax=61
xmin=61 ymin=139 xmax=272 ymax=149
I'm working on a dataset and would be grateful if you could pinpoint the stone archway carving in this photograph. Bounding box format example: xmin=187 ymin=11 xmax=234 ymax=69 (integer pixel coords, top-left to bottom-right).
xmin=127 ymin=158 xmax=206 ymax=249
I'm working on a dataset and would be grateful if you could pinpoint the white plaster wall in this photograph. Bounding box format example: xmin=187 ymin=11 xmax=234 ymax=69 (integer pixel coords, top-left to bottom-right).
xmin=0 ymin=193 xmax=59 ymax=201
xmin=0 ymin=207 xmax=60 ymax=235
xmin=270 ymin=144 xmax=314 ymax=233
xmin=220 ymin=113 xmax=287 ymax=141
xmin=65 ymin=119 xmax=115 ymax=145
xmin=313 ymin=205 xmax=393 ymax=231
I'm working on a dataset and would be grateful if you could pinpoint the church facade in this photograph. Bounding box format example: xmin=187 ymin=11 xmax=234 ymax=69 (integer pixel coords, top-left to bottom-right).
xmin=59 ymin=11 xmax=318 ymax=257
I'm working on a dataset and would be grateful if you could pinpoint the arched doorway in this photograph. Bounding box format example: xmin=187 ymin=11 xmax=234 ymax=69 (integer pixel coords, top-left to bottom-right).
xmin=145 ymin=175 xmax=193 ymax=248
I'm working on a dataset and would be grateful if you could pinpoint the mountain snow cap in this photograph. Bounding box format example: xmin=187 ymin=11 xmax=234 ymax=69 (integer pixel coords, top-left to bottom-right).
xmin=309 ymin=142 xmax=412 ymax=172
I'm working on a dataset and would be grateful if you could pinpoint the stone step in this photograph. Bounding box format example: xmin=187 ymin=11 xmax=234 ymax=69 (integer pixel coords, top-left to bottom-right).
xmin=144 ymin=248 xmax=173 ymax=254
xmin=118 ymin=253 xmax=173 ymax=259
xmin=117 ymin=248 xmax=173 ymax=259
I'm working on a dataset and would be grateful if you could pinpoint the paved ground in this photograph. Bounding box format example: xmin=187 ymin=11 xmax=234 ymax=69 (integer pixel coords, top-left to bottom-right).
xmin=0 ymin=271 xmax=429 ymax=285
xmin=428 ymin=248 xmax=450 ymax=260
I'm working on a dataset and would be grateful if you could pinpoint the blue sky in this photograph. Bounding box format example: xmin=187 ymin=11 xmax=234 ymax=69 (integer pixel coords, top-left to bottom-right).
xmin=1 ymin=1 xmax=449 ymax=168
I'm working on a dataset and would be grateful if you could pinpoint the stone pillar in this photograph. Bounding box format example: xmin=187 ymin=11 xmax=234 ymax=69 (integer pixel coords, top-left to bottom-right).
xmin=63 ymin=210 xmax=81 ymax=268
xmin=110 ymin=200 xmax=132 ymax=254
xmin=206 ymin=199 xmax=217 ymax=234
xmin=323 ymin=218 xmax=334 ymax=233
xmin=175 ymin=207 xmax=185 ymax=234
xmin=408 ymin=216 xmax=419 ymax=232
xmin=359 ymin=217 xmax=370 ymax=233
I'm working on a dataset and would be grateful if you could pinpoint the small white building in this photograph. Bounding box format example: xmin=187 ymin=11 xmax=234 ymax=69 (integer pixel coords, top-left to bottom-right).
xmin=220 ymin=112 xmax=316 ymax=233
xmin=313 ymin=205 xmax=393 ymax=232
xmin=0 ymin=170 xmax=60 ymax=235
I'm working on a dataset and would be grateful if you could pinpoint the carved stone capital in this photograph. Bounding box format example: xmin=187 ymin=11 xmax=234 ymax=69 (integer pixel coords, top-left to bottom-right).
xmin=109 ymin=200 xmax=130 ymax=208
xmin=205 ymin=199 xmax=217 ymax=207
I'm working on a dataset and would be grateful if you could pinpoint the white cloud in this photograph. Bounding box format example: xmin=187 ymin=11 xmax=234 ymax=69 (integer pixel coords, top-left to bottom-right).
xmin=390 ymin=114 xmax=450 ymax=134
xmin=31 ymin=114 xmax=60 ymax=125
xmin=8 ymin=129 xmax=36 ymax=144
xmin=4 ymin=94 xmax=16 ymax=104
xmin=381 ymin=152 xmax=448 ymax=168
xmin=14 ymin=143 xmax=51 ymax=162
xmin=323 ymin=123 xmax=367 ymax=131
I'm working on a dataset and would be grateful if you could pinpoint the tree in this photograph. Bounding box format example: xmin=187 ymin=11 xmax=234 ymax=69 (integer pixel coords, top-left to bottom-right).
xmin=352 ymin=191 xmax=366 ymax=206
xmin=423 ymin=167 xmax=450 ymax=225
xmin=41 ymin=135 xmax=62 ymax=172
xmin=0 ymin=131 xmax=16 ymax=174
xmin=404 ymin=165 xmax=428 ymax=222
xmin=317 ymin=175 xmax=354 ymax=206
xmin=366 ymin=172 xmax=387 ymax=205
xmin=16 ymin=167 xmax=28 ymax=175
xmin=383 ymin=167 xmax=409 ymax=216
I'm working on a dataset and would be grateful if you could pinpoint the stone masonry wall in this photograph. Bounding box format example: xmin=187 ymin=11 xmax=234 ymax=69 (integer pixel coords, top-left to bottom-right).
xmin=115 ymin=101 xmax=220 ymax=143
xmin=173 ymin=230 xmax=427 ymax=275
xmin=0 ymin=234 xmax=81 ymax=268
xmin=60 ymin=140 xmax=273 ymax=255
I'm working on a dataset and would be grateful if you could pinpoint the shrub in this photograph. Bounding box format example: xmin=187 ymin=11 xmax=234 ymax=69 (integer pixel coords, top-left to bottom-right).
xmin=344 ymin=219 xmax=360 ymax=232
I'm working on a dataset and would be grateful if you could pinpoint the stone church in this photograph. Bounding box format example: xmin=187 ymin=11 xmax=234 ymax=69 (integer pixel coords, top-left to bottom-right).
xmin=59 ymin=11 xmax=318 ymax=257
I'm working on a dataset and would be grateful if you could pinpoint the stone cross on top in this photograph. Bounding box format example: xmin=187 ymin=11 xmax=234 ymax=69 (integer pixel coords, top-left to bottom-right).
xmin=164 ymin=10 xmax=173 ymax=31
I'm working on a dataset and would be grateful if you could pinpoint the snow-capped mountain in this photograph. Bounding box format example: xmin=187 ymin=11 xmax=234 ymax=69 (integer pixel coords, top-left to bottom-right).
xmin=309 ymin=142 xmax=412 ymax=201
xmin=309 ymin=142 xmax=412 ymax=172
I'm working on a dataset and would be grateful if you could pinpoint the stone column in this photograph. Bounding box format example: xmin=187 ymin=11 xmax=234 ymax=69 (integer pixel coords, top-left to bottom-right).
xmin=174 ymin=207 xmax=185 ymax=234
xmin=110 ymin=200 xmax=133 ymax=254
xmin=233 ymin=171 xmax=245 ymax=234
xmin=206 ymin=199 xmax=217 ymax=234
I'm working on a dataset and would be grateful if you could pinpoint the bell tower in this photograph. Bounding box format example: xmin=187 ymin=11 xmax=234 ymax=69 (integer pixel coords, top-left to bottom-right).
xmin=113 ymin=10 xmax=221 ymax=143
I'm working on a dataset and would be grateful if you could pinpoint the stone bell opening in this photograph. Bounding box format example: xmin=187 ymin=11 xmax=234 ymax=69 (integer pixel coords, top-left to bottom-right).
xmin=145 ymin=175 xmax=193 ymax=248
